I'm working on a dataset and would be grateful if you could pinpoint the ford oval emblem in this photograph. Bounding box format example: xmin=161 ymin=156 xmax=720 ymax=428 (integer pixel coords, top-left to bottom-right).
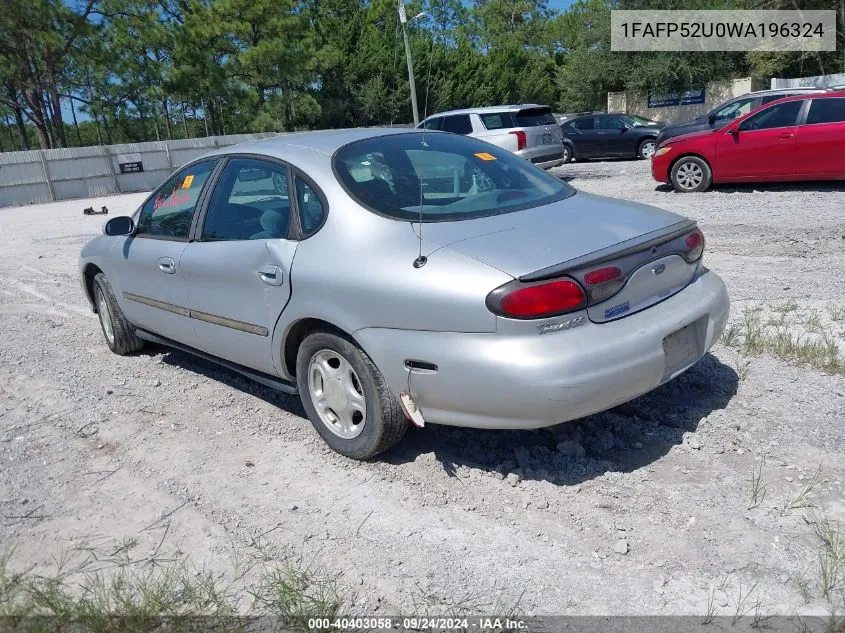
xmin=652 ymin=263 xmax=666 ymax=275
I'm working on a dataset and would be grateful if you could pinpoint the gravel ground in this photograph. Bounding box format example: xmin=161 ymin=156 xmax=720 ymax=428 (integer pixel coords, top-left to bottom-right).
xmin=1 ymin=158 xmax=844 ymax=618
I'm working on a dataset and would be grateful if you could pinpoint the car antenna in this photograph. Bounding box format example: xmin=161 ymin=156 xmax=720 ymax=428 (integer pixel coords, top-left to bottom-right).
xmin=413 ymin=139 xmax=427 ymax=268
xmin=413 ymin=22 xmax=436 ymax=270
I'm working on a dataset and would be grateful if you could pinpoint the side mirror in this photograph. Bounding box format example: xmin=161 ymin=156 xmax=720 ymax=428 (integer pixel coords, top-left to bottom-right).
xmin=104 ymin=216 xmax=135 ymax=236
xmin=727 ymin=126 xmax=739 ymax=136
xmin=708 ymin=114 xmax=717 ymax=125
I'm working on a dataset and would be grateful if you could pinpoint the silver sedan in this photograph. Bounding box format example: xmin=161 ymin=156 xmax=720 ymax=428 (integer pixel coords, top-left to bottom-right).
xmin=79 ymin=129 xmax=730 ymax=459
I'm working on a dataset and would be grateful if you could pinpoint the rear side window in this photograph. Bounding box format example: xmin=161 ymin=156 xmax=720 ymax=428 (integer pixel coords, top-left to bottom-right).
xmin=202 ymin=158 xmax=291 ymax=241
xmin=479 ymin=112 xmax=514 ymax=130
xmin=137 ymin=160 xmax=216 ymax=239
xmin=295 ymin=177 xmax=326 ymax=236
xmin=515 ymin=107 xmax=556 ymax=126
xmin=739 ymin=100 xmax=802 ymax=131
xmin=334 ymin=132 xmax=574 ymax=222
xmin=442 ymin=115 xmax=472 ymax=135
xmin=806 ymin=98 xmax=845 ymax=124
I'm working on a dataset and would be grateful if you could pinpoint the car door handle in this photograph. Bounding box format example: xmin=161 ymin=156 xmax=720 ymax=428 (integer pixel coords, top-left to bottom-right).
xmin=257 ymin=265 xmax=284 ymax=286
xmin=158 ymin=257 xmax=176 ymax=274
xmin=779 ymin=133 xmax=794 ymax=139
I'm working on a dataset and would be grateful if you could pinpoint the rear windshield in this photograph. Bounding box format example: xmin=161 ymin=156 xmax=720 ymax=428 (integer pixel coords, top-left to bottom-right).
xmin=515 ymin=107 xmax=557 ymax=126
xmin=333 ymin=132 xmax=574 ymax=222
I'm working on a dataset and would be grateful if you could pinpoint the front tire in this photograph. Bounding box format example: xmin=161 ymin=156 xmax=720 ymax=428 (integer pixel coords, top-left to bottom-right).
xmin=93 ymin=273 xmax=144 ymax=355
xmin=296 ymin=332 xmax=407 ymax=460
xmin=670 ymin=156 xmax=712 ymax=193
xmin=638 ymin=138 xmax=657 ymax=159
xmin=562 ymin=144 xmax=573 ymax=164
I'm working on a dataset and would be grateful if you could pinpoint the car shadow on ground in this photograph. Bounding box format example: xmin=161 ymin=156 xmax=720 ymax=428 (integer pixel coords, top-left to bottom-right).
xmin=145 ymin=345 xmax=308 ymax=418
xmin=384 ymin=353 xmax=739 ymax=486
xmin=655 ymin=181 xmax=845 ymax=194
xmin=139 ymin=346 xmax=737 ymax=487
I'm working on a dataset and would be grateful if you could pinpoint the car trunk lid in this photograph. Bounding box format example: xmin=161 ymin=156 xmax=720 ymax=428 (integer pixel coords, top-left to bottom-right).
xmin=419 ymin=191 xmax=701 ymax=322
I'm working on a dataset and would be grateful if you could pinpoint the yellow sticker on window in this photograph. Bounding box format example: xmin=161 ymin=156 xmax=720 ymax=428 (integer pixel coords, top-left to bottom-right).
xmin=181 ymin=175 xmax=195 ymax=189
xmin=474 ymin=152 xmax=496 ymax=161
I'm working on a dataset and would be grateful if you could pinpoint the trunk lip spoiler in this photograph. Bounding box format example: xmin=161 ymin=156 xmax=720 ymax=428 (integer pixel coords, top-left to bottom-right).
xmin=519 ymin=219 xmax=698 ymax=283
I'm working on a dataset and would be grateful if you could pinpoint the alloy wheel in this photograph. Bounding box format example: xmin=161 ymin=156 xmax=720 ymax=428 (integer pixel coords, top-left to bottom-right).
xmin=641 ymin=141 xmax=656 ymax=159
xmin=676 ymin=161 xmax=704 ymax=191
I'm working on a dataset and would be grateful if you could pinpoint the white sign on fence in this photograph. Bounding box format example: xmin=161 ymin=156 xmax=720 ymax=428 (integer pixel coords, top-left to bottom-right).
xmin=117 ymin=152 xmax=144 ymax=174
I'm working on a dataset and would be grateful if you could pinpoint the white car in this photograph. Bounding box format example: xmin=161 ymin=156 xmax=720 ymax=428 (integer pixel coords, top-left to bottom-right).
xmin=418 ymin=104 xmax=566 ymax=170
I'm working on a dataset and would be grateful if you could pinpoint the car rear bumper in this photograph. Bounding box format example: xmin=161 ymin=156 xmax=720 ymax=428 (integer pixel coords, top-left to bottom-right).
xmin=517 ymin=145 xmax=566 ymax=170
xmin=355 ymin=269 xmax=729 ymax=429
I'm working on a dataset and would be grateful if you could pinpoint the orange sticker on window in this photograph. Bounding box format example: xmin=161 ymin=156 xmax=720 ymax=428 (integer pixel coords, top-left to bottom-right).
xmin=181 ymin=175 xmax=195 ymax=189
xmin=474 ymin=152 xmax=496 ymax=161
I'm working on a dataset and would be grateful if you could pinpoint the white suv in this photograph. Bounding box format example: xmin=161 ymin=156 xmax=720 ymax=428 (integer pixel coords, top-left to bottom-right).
xmin=418 ymin=104 xmax=566 ymax=170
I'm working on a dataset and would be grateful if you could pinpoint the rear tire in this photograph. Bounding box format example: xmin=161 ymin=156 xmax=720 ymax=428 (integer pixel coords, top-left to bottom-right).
xmin=93 ymin=273 xmax=144 ymax=355
xmin=562 ymin=144 xmax=573 ymax=164
xmin=670 ymin=156 xmax=712 ymax=193
xmin=638 ymin=138 xmax=657 ymax=159
xmin=296 ymin=331 xmax=408 ymax=460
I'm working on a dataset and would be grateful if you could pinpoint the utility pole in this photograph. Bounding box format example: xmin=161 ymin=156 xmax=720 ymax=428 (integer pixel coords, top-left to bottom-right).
xmin=398 ymin=0 xmax=420 ymax=126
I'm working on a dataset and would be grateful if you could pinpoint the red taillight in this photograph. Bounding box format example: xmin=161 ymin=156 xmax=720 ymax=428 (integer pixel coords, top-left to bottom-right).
xmin=496 ymin=279 xmax=586 ymax=319
xmin=684 ymin=229 xmax=705 ymax=262
xmin=583 ymin=266 xmax=622 ymax=285
xmin=509 ymin=130 xmax=527 ymax=151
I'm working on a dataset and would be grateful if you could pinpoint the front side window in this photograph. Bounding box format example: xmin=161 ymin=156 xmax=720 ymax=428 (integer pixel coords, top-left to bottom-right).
xmin=596 ymin=116 xmax=627 ymax=130
xmin=136 ymin=160 xmax=216 ymax=239
xmin=334 ymin=132 xmax=575 ymax=222
xmin=806 ymin=98 xmax=845 ymax=125
xmin=442 ymin=115 xmax=472 ymax=135
xmin=625 ymin=115 xmax=654 ymax=127
xmin=201 ymin=158 xmax=291 ymax=241
xmin=738 ymin=101 xmax=802 ymax=131
xmin=713 ymin=98 xmax=756 ymax=121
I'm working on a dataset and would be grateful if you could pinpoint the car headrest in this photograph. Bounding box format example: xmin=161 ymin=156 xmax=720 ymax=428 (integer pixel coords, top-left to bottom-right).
xmin=259 ymin=209 xmax=288 ymax=238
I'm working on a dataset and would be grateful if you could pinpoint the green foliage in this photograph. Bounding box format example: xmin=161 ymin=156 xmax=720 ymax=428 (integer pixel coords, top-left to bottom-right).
xmin=0 ymin=0 xmax=842 ymax=149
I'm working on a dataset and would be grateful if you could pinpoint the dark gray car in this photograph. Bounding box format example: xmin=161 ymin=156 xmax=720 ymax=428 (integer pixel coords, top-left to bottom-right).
xmin=655 ymin=88 xmax=826 ymax=146
xmin=561 ymin=113 xmax=662 ymax=161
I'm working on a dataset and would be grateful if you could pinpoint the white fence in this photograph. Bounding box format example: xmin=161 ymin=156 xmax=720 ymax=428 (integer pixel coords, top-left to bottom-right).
xmin=0 ymin=133 xmax=278 ymax=208
xmin=771 ymin=72 xmax=845 ymax=89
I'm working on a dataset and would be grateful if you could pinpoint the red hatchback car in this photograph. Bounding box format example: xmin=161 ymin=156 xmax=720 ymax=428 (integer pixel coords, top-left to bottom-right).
xmin=652 ymin=91 xmax=845 ymax=192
